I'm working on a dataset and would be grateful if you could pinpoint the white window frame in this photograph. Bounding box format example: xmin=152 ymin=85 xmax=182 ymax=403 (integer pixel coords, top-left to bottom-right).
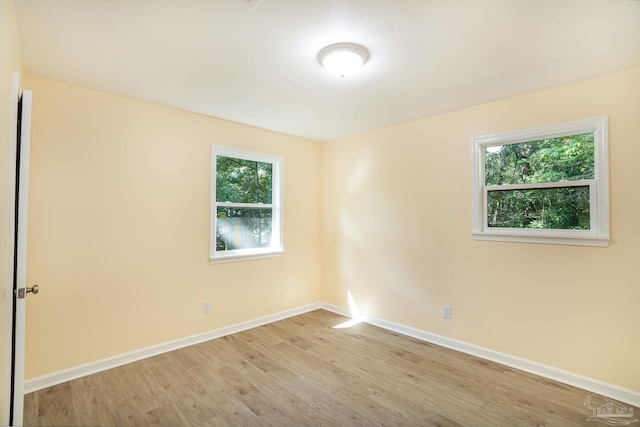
xmin=471 ymin=116 xmax=609 ymax=247
xmin=210 ymin=145 xmax=284 ymax=263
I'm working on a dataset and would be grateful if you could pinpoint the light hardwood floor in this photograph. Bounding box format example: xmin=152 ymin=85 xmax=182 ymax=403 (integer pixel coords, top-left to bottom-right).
xmin=24 ymin=309 xmax=637 ymax=426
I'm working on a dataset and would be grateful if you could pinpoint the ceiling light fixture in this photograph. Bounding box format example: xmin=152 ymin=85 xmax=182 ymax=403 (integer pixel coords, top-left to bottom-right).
xmin=318 ymin=42 xmax=369 ymax=78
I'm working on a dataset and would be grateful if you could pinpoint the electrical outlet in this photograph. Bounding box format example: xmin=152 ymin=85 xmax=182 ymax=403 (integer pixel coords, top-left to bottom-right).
xmin=442 ymin=305 xmax=451 ymax=319
xmin=203 ymin=300 xmax=211 ymax=314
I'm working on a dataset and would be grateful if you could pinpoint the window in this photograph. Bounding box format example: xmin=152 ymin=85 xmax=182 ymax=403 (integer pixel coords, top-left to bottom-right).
xmin=210 ymin=145 xmax=283 ymax=263
xmin=472 ymin=117 xmax=609 ymax=247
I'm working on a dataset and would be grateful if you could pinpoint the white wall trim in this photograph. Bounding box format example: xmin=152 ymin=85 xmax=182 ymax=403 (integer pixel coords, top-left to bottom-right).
xmin=24 ymin=302 xmax=322 ymax=393
xmin=25 ymin=301 xmax=640 ymax=409
xmin=318 ymin=302 xmax=640 ymax=408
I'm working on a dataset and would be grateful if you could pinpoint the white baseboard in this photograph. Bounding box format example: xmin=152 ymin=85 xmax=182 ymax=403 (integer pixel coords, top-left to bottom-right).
xmin=24 ymin=302 xmax=323 ymax=393
xmin=318 ymin=302 xmax=640 ymax=408
xmin=26 ymin=301 xmax=640 ymax=409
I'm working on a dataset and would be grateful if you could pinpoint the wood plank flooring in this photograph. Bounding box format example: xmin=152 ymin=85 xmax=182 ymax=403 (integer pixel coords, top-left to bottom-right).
xmin=23 ymin=309 xmax=638 ymax=426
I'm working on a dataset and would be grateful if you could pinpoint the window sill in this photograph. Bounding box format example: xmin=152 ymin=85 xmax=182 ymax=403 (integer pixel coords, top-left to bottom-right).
xmin=472 ymin=232 xmax=609 ymax=247
xmin=209 ymin=249 xmax=284 ymax=264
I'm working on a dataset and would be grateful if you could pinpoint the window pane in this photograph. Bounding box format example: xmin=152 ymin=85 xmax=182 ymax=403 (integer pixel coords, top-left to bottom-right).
xmin=484 ymin=133 xmax=594 ymax=186
xmin=216 ymin=207 xmax=272 ymax=251
xmin=216 ymin=156 xmax=273 ymax=204
xmin=487 ymin=186 xmax=590 ymax=230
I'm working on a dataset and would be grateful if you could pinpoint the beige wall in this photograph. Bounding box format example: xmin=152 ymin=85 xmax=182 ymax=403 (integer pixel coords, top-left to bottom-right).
xmin=321 ymin=68 xmax=640 ymax=392
xmin=23 ymin=75 xmax=322 ymax=379
xmin=0 ymin=0 xmax=22 ymax=422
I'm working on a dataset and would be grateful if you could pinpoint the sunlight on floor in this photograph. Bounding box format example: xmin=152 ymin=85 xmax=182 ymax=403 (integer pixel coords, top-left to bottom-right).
xmin=333 ymin=291 xmax=364 ymax=329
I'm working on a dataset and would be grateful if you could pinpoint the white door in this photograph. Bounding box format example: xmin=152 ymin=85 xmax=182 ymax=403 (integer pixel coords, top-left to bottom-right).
xmin=9 ymin=75 xmax=33 ymax=426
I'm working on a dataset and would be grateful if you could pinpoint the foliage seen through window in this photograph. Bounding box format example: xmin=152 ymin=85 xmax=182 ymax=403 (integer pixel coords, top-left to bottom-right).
xmin=484 ymin=133 xmax=594 ymax=230
xmin=216 ymin=156 xmax=274 ymax=252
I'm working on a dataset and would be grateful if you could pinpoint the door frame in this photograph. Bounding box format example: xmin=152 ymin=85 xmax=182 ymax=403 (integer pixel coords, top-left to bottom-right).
xmin=6 ymin=72 xmax=32 ymax=426
xmin=3 ymin=72 xmax=19 ymax=427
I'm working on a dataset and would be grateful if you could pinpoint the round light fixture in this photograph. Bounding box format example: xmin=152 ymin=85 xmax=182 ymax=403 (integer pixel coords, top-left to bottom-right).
xmin=486 ymin=145 xmax=503 ymax=154
xmin=318 ymin=42 xmax=369 ymax=78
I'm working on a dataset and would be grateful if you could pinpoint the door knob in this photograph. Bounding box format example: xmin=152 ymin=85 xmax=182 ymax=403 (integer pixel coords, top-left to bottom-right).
xmin=17 ymin=284 xmax=40 ymax=298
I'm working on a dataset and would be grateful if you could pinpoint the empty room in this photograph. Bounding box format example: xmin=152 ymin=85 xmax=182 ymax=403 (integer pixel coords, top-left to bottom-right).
xmin=1 ymin=0 xmax=639 ymax=426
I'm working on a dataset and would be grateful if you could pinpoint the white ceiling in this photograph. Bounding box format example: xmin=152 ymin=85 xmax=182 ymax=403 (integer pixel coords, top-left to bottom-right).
xmin=15 ymin=0 xmax=640 ymax=141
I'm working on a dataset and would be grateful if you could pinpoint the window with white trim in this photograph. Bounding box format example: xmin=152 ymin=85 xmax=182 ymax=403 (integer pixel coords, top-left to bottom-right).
xmin=472 ymin=117 xmax=609 ymax=247
xmin=210 ymin=146 xmax=283 ymax=263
